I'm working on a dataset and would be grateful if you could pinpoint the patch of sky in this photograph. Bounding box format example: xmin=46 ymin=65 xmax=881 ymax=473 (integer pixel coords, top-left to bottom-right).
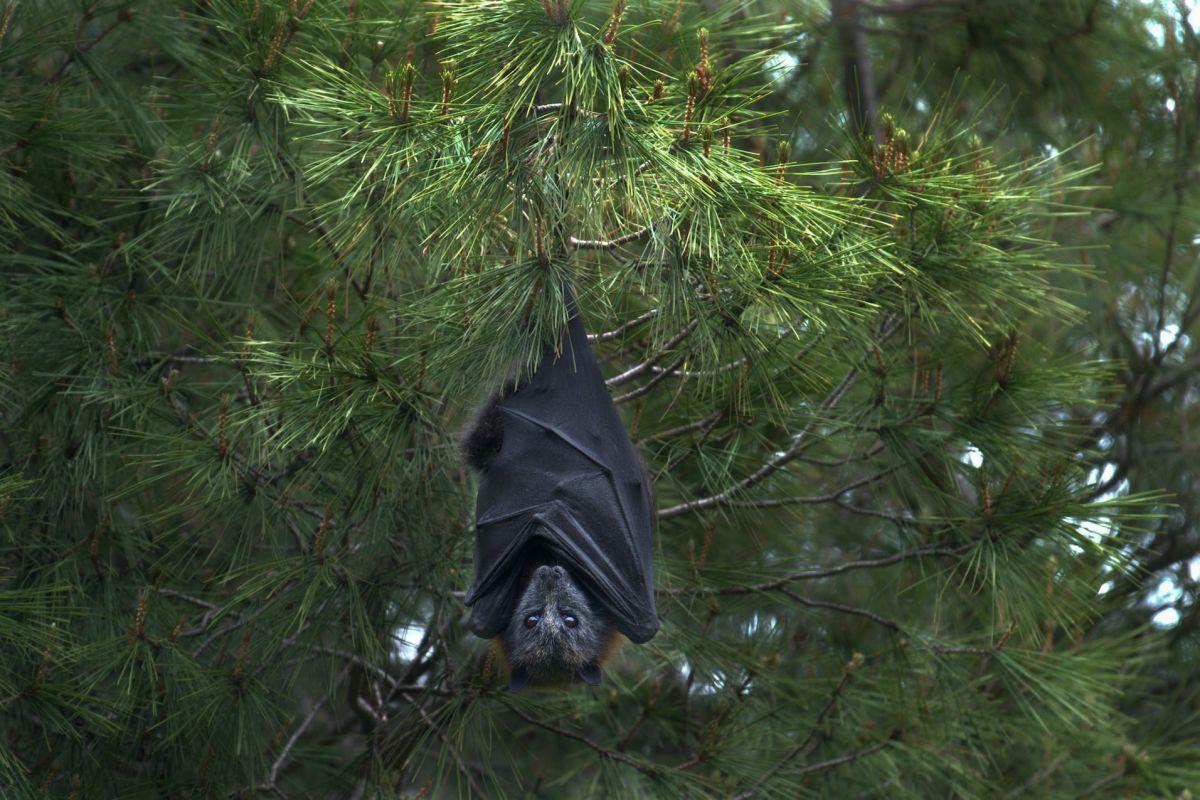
xmin=391 ymin=617 xmax=429 ymax=662
xmin=765 ymin=51 xmax=799 ymax=85
xmin=1154 ymin=607 xmax=1180 ymax=627
xmin=743 ymin=612 xmax=780 ymax=638
xmin=1062 ymin=515 xmax=1115 ymax=558
xmin=1076 ymin=516 xmax=1114 ymax=544
xmin=960 ymin=443 xmax=983 ymax=469
xmin=1145 ymin=573 xmax=1190 ymax=629
xmin=1140 ymin=2 xmax=1200 ymax=54
xmin=678 ymin=656 xmax=719 ymax=695
xmin=1085 ymin=462 xmax=1129 ymax=502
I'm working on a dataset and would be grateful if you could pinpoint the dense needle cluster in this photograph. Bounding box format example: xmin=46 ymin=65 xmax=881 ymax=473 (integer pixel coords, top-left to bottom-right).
xmin=0 ymin=1 xmax=1195 ymax=797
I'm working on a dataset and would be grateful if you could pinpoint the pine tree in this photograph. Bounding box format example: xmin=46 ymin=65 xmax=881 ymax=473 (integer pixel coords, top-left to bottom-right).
xmin=1 ymin=1 xmax=1194 ymax=797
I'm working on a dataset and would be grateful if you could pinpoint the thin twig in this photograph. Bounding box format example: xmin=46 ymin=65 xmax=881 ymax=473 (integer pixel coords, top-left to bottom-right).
xmin=0 ymin=9 xmax=131 ymax=158
xmin=157 ymin=587 xmax=218 ymax=610
xmin=569 ymin=225 xmax=652 ymax=250
xmin=648 ymin=357 xmax=746 ymax=378
xmin=743 ymin=661 xmax=860 ymax=795
xmin=658 ymin=315 xmax=900 ymax=518
xmin=657 ymin=367 xmax=858 ymax=519
xmin=48 ymin=13 xmax=129 ymax=85
xmin=795 ymin=440 xmax=887 ymax=467
xmin=587 ymin=309 xmax=658 ymax=342
xmin=403 ymin=695 xmax=489 ymax=799
xmin=501 ymin=699 xmax=660 ymax=777
xmin=638 ymin=409 xmax=725 ymax=444
xmin=661 ymin=542 xmax=971 ymax=596
xmin=606 ymin=319 xmax=698 ymax=386
xmin=613 ymin=350 xmax=688 ymax=403
xmin=730 ymin=736 xmax=893 ymax=799
xmin=1003 ymin=754 xmax=1067 ymax=798
xmin=831 ymin=0 xmax=881 ymax=143
xmin=722 ymin=464 xmax=901 ymax=509
xmin=285 ymin=211 xmax=367 ymax=302
xmin=779 ymin=587 xmax=902 ymax=633
xmin=258 ymin=666 xmax=349 ymax=793
xmin=796 ymin=736 xmax=892 ymax=776
xmin=833 ymin=495 xmax=920 ymax=527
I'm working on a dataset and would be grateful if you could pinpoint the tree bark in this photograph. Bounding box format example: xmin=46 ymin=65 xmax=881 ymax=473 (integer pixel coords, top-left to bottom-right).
xmin=831 ymin=0 xmax=881 ymax=143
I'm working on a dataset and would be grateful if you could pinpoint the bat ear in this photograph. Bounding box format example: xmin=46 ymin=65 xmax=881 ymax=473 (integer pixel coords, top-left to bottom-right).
xmin=508 ymin=666 xmax=530 ymax=692
xmin=577 ymin=663 xmax=602 ymax=686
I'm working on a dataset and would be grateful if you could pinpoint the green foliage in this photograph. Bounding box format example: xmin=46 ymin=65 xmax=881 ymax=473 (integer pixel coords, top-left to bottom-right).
xmin=1 ymin=0 xmax=1193 ymax=797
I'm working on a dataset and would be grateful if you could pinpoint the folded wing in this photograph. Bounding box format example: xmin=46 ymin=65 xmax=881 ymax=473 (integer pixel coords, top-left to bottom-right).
xmin=465 ymin=288 xmax=658 ymax=644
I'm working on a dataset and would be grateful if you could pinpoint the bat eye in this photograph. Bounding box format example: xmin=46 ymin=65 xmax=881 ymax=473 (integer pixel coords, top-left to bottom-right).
xmin=563 ymin=614 xmax=578 ymax=629
xmin=524 ymin=614 xmax=540 ymax=629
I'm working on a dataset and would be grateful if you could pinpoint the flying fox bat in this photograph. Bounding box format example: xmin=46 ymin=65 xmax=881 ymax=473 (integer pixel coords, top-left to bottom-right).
xmin=461 ymin=285 xmax=659 ymax=689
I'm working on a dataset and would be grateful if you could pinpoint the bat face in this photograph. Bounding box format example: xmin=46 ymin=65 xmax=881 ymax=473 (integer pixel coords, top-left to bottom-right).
xmin=501 ymin=564 xmax=609 ymax=690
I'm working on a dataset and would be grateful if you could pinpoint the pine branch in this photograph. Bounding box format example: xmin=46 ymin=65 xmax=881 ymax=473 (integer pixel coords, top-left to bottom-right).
xmin=568 ymin=225 xmax=652 ymax=250
xmin=657 ymin=362 xmax=858 ymax=518
xmin=587 ymin=309 xmax=658 ymax=342
xmin=741 ymin=653 xmax=865 ymax=796
xmin=778 ymin=586 xmax=903 ymax=634
xmin=613 ymin=350 xmax=688 ymax=403
xmin=402 ymin=695 xmax=489 ymax=800
xmin=255 ymin=666 xmax=349 ymax=796
xmin=605 ymin=319 xmax=699 ymax=386
xmin=657 ymin=316 xmax=901 ymax=519
xmin=500 ymin=699 xmax=661 ymax=778
xmin=662 ymin=542 xmax=971 ymax=596
xmin=731 ymin=735 xmax=895 ymax=799
xmin=638 ymin=409 xmax=725 ymax=444
xmin=648 ymin=356 xmax=746 ymax=378
xmin=722 ymin=464 xmax=902 ymax=509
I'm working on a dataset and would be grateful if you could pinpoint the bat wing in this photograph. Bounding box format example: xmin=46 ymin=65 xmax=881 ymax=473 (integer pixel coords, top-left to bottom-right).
xmin=465 ymin=287 xmax=658 ymax=644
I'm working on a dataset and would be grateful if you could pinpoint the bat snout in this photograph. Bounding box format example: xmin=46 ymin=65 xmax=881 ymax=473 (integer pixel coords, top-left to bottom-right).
xmin=534 ymin=564 xmax=565 ymax=587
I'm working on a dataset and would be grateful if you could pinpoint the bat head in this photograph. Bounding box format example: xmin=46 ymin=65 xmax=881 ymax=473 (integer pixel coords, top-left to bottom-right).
xmin=502 ymin=563 xmax=609 ymax=690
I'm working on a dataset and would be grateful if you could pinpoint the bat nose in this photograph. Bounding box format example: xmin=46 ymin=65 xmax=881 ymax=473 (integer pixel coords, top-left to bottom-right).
xmin=535 ymin=565 xmax=562 ymax=586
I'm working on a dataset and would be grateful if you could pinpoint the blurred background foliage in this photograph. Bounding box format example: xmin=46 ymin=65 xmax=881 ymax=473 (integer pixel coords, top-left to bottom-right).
xmin=768 ymin=0 xmax=1200 ymax=762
